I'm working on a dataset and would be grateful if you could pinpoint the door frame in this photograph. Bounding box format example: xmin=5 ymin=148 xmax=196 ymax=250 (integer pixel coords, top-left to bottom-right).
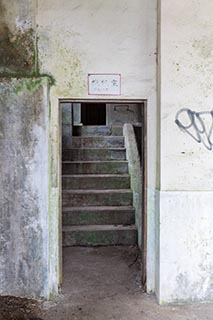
xmin=59 ymin=98 xmax=148 ymax=289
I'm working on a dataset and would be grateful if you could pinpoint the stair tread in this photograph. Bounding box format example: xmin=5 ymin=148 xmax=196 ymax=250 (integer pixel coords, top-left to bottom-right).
xmin=62 ymin=148 xmax=127 ymax=161
xmin=73 ymin=126 xmax=123 ymax=137
xmin=62 ymin=189 xmax=132 ymax=194
xmin=73 ymin=125 xmax=123 ymax=128
xmin=62 ymin=174 xmax=130 ymax=178
xmin=63 ymin=206 xmax=135 ymax=212
xmin=72 ymin=136 xmax=124 ymax=138
xmin=70 ymin=136 xmax=124 ymax=148
xmin=63 ymin=147 xmax=126 ymax=150
xmin=63 ymin=160 xmax=128 ymax=163
xmin=63 ymin=224 xmax=137 ymax=232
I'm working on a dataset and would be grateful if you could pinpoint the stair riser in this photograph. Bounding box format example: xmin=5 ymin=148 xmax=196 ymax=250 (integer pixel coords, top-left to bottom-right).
xmin=62 ymin=192 xmax=132 ymax=207
xmin=63 ymin=229 xmax=137 ymax=246
xmin=62 ymin=124 xmax=137 ymax=247
xmin=62 ymin=176 xmax=130 ymax=190
xmin=73 ymin=126 xmax=123 ymax=136
xmin=71 ymin=137 xmax=124 ymax=148
xmin=63 ymin=210 xmax=135 ymax=225
xmin=63 ymin=162 xmax=128 ymax=174
xmin=62 ymin=149 xmax=126 ymax=161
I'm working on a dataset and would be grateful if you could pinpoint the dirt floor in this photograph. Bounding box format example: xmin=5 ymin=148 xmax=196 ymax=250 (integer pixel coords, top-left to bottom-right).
xmin=0 ymin=246 xmax=213 ymax=320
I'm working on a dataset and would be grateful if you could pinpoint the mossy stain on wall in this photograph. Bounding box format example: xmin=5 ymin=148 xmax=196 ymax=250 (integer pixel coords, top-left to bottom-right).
xmin=14 ymin=78 xmax=43 ymax=94
xmin=0 ymin=1 xmax=35 ymax=74
xmin=38 ymin=29 xmax=87 ymax=97
xmin=54 ymin=47 xmax=87 ymax=97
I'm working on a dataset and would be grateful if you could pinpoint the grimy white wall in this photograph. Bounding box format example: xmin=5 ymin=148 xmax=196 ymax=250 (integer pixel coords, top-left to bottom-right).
xmin=0 ymin=0 xmax=58 ymax=299
xmin=37 ymin=0 xmax=158 ymax=294
xmin=37 ymin=0 xmax=156 ymax=99
xmin=0 ymin=0 xmax=212 ymax=304
xmin=157 ymin=0 xmax=213 ymax=303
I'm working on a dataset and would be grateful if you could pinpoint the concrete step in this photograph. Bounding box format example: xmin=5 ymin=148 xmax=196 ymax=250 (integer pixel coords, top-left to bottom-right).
xmin=73 ymin=125 xmax=123 ymax=136
xmin=62 ymin=148 xmax=126 ymax=161
xmin=62 ymin=174 xmax=130 ymax=190
xmin=62 ymin=161 xmax=128 ymax=174
xmin=71 ymin=136 xmax=124 ymax=148
xmin=62 ymin=206 xmax=135 ymax=225
xmin=63 ymin=224 xmax=137 ymax=246
xmin=62 ymin=189 xmax=133 ymax=207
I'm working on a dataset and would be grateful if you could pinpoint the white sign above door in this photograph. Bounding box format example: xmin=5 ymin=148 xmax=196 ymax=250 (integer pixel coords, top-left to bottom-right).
xmin=88 ymin=73 xmax=121 ymax=96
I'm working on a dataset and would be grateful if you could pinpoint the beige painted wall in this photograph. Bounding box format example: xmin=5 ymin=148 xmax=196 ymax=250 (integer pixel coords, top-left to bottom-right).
xmin=37 ymin=0 xmax=155 ymax=98
xmin=157 ymin=0 xmax=213 ymax=303
xmin=160 ymin=0 xmax=213 ymax=191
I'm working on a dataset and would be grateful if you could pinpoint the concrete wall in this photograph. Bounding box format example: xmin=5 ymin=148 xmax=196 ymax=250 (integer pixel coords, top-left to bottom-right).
xmin=1 ymin=0 xmax=212 ymax=304
xmin=37 ymin=0 xmax=158 ymax=293
xmin=0 ymin=78 xmax=51 ymax=298
xmin=157 ymin=0 xmax=213 ymax=303
xmin=62 ymin=103 xmax=73 ymax=146
xmin=0 ymin=0 xmax=59 ymax=298
xmin=106 ymin=104 xmax=142 ymax=125
xmin=0 ymin=0 xmax=36 ymax=74
xmin=37 ymin=0 xmax=156 ymax=98
xmin=123 ymin=124 xmax=142 ymax=248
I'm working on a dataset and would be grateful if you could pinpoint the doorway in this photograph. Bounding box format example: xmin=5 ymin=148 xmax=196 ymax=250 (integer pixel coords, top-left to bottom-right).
xmin=60 ymin=99 xmax=147 ymax=292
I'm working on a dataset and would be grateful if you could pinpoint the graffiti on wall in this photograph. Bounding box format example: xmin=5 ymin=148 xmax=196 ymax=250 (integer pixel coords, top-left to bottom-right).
xmin=175 ymin=108 xmax=213 ymax=151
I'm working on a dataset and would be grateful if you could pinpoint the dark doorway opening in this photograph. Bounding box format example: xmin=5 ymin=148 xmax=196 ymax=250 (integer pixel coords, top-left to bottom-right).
xmin=81 ymin=103 xmax=106 ymax=125
xmin=60 ymin=99 xmax=147 ymax=293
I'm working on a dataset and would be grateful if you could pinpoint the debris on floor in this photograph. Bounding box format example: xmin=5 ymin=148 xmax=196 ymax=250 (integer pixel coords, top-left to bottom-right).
xmin=0 ymin=296 xmax=43 ymax=320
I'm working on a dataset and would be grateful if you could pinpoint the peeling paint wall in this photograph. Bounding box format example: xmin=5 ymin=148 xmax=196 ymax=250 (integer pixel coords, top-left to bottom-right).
xmin=157 ymin=0 xmax=213 ymax=303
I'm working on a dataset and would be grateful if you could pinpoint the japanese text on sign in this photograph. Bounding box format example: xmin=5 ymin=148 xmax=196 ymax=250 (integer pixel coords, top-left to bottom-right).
xmin=88 ymin=74 xmax=121 ymax=95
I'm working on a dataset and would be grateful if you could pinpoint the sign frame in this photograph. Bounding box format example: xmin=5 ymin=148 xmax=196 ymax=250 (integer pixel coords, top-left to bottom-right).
xmin=88 ymin=73 xmax=121 ymax=96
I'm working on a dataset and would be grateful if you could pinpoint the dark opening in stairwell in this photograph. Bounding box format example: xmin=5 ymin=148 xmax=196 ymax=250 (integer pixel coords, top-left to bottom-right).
xmin=81 ymin=103 xmax=106 ymax=125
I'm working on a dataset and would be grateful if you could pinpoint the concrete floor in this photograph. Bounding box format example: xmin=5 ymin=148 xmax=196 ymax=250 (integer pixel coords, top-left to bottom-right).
xmin=42 ymin=246 xmax=213 ymax=320
xmin=1 ymin=246 xmax=213 ymax=319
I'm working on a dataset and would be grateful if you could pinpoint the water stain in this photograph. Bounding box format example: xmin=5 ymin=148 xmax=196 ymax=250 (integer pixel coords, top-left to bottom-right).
xmin=0 ymin=1 xmax=35 ymax=74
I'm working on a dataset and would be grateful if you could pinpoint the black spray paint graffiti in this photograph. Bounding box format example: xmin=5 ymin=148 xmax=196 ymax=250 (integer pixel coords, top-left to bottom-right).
xmin=175 ymin=108 xmax=213 ymax=151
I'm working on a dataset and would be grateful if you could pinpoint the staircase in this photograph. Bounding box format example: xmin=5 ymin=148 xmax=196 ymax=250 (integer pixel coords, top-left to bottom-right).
xmin=62 ymin=125 xmax=137 ymax=246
